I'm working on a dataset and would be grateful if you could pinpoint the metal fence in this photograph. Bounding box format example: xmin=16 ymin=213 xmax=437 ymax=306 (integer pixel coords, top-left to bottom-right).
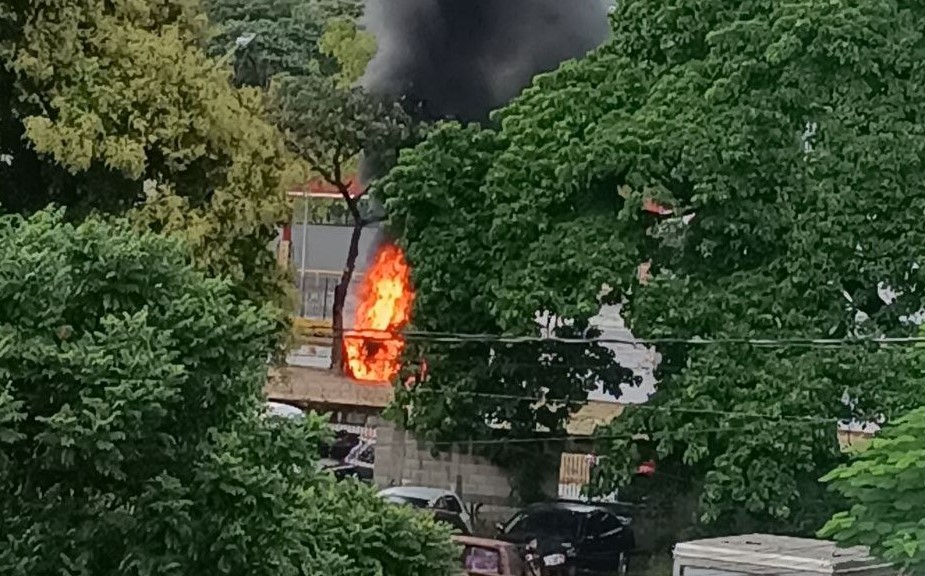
xmin=296 ymin=269 xmax=340 ymax=319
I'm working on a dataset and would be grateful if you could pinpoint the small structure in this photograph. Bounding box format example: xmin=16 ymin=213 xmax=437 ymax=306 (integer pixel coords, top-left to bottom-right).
xmin=672 ymin=534 xmax=895 ymax=576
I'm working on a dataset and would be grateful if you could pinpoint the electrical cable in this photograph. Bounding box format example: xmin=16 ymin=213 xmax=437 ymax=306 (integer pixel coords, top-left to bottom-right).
xmin=399 ymin=388 xmax=847 ymax=424
xmin=367 ymin=422 xmax=836 ymax=450
xmin=309 ymin=387 xmax=855 ymax=427
xmin=296 ymin=326 xmax=925 ymax=348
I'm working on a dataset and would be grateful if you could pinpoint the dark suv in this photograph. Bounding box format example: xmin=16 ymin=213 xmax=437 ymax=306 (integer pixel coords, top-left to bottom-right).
xmin=497 ymin=502 xmax=634 ymax=576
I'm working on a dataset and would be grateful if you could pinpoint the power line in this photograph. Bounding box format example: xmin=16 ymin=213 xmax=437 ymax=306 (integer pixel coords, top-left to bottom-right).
xmin=307 ymin=387 xmax=850 ymax=426
xmin=367 ymin=422 xmax=839 ymax=450
xmin=401 ymin=389 xmax=845 ymax=424
xmin=297 ymin=327 xmax=925 ymax=348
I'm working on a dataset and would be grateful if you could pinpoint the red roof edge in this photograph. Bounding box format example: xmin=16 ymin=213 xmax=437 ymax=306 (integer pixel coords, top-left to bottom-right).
xmin=290 ymin=174 xmax=365 ymax=198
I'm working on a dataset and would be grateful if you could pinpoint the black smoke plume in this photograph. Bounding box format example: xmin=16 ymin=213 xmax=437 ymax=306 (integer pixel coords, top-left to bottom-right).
xmin=358 ymin=0 xmax=612 ymax=262
xmin=361 ymin=0 xmax=613 ymax=124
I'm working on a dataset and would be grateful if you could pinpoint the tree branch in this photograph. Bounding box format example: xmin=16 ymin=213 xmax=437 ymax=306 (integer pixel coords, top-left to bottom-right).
xmin=295 ymin=145 xmax=365 ymax=225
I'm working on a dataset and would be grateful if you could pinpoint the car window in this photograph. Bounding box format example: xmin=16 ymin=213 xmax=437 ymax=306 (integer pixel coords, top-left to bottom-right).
xmin=440 ymin=495 xmax=463 ymax=513
xmin=357 ymin=444 xmax=374 ymax=464
xmin=435 ymin=509 xmax=469 ymax=534
xmin=504 ymin=509 xmax=581 ymax=540
xmin=463 ymin=546 xmax=501 ymax=574
xmin=347 ymin=442 xmax=374 ymax=464
xmin=587 ymin=511 xmax=622 ymax=537
xmin=383 ymin=494 xmax=430 ymax=508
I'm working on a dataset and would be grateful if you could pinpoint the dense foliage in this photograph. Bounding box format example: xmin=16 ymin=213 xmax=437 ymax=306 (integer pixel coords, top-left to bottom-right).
xmin=0 ymin=0 xmax=294 ymax=303
xmin=205 ymin=0 xmax=367 ymax=87
xmin=820 ymin=402 xmax=925 ymax=572
xmin=381 ymin=0 xmax=925 ymax=530
xmin=0 ymin=210 xmax=457 ymax=576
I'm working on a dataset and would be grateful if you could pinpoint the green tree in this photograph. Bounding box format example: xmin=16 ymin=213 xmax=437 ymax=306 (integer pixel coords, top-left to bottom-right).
xmin=0 ymin=209 xmax=457 ymax=576
xmin=318 ymin=14 xmax=376 ymax=87
xmin=204 ymin=0 xmax=358 ymax=86
xmin=819 ymin=405 xmax=925 ymax=573
xmin=380 ymin=122 xmax=638 ymax=501
xmin=0 ymin=0 xmax=295 ymax=304
xmin=380 ymin=0 xmax=925 ymax=528
xmin=271 ymin=72 xmax=413 ymax=372
xmin=207 ymin=0 xmax=414 ymax=372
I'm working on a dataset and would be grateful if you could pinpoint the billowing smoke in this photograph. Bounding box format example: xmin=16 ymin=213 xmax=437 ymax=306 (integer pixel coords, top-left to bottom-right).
xmin=357 ymin=0 xmax=612 ymax=265
xmin=361 ymin=0 xmax=613 ymax=123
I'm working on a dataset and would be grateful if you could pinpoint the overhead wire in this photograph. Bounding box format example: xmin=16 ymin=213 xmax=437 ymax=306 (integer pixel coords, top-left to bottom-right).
xmin=306 ymin=384 xmax=850 ymax=426
xmin=299 ymin=326 xmax=925 ymax=348
xmin=399 ymin=388 xmax=846 ymax=424
xmin=367 ymin=421 xmax=836 ymax=450
xmin=297 ymin=326 xmax=887 ymax=447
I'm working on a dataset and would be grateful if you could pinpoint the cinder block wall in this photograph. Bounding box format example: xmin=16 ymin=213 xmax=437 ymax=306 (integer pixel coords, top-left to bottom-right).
xmin=373 ymin=419 xmax=559 ymax=534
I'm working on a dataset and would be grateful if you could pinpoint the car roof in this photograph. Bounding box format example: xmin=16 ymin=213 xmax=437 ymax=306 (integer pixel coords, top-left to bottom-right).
xmin=265 ymin=401 xmax=304 ymax=418
xmin=453 ymin=535 xmax=517 ymax=549
xmin=379 ymin=486 xmax=459 ymax=501
xmin=519 ymin=501 xmax=602 ymax=515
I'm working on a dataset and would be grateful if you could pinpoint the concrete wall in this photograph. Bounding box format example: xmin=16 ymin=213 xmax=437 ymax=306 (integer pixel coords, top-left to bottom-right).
xmin=373 ymin=420 xmax=560 ymax=533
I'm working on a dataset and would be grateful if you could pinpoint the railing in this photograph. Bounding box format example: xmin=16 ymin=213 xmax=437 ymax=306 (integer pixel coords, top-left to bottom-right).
xmin=559 ymin=452 xmax=593 ymax=484
xmin=295 ymin=269 xmax=340 ymax=319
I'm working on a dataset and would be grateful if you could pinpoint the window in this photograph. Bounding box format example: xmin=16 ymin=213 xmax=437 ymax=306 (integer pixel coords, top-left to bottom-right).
xmin=586 ymin=512 xmax=622 ymax=538
xmin=345 ymin=442 xmax=375 ymax=465
xmin=383 ymin=495 xmax=429 ymax=508
xmin=357 ymin=444 xmax=374 ymax=464
xmin=504 ymin=509 xmax=581 ymax=540
xmin=439 ymin=495 xmax=463 ymax=514
xmin=463 ymin=546 xmax=501 ymax=575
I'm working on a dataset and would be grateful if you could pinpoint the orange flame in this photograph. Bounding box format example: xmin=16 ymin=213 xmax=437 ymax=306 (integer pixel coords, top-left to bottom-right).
xmin=344 ymin=243 xmax=414 ymax=383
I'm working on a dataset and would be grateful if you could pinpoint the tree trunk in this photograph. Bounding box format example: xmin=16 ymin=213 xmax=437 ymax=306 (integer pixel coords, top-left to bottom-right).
xmin=330 ymin=218 xmax=365 ymax=373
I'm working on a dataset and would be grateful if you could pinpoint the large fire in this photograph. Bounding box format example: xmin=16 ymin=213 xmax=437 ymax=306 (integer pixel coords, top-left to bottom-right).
xmin=344 ymin=243 xmax=414 ymax=383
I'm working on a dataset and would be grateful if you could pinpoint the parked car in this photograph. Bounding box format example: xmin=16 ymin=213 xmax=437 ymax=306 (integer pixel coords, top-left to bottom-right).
xmin=378 ymin=486 xmax=474 ymax=534
xmin=325 ymin=439 xmax=374 ymax=482
xmin=265 ymin=401 xmax=304 ymax=419
xmin=455 ymin=535 xmax=526 ymax=576
xmin=496 ymin=502 xmax=635 ymax=576
xmin=319 ymin=430 xmax=362 ymax=470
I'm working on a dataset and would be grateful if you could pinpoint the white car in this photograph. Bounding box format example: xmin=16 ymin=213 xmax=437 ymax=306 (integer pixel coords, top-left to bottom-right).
xmin=265 ymin=401 xmax=304 ymax=418
xmin=378 ymin=486 xmax=473 ymax=534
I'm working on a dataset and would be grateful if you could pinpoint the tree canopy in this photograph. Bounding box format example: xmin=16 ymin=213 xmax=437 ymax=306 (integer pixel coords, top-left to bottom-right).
xmin=0 ymin=0 xmax=294 ymax=303
xmin=204 ymin=0 xmax=367 ymax=86
xmin=380 ymin=0 xmax=925 ymax=530
xmin=0 ymin=209 xmax=457 ymax=576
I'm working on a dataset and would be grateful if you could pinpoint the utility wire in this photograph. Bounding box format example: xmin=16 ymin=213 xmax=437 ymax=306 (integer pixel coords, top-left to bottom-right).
xmin=400 ymin=388 xmax=847 ymax=424
xmin=297 ymin=327 xmax=925 ymax=348
xmin=309 ymin=387 xmax=853 ymax=426
xmin=367 ymin=422 xmax=842 ymax=450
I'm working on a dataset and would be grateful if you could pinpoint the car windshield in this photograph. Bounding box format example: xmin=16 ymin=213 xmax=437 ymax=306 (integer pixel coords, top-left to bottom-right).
xmin=382 ymin=494 xmax=430 ymax=508
xmin=345 ymin=442 xmax=373 ymax=463
xmin=504 ymin=509 xmax=581 ymax=540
